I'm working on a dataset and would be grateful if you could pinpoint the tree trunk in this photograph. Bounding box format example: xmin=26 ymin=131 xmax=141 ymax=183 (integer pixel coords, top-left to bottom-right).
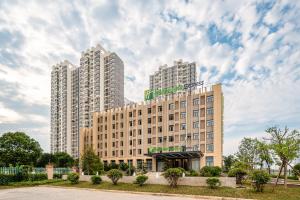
xmin=284 ymin=162 xmax=288 ymax=188
xmin=273 ymin=163 xmax=283 ymax=191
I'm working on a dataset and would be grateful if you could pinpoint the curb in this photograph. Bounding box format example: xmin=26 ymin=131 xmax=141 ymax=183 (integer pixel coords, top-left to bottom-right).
xmin=41 ymin=185 xmax=254 ymax=200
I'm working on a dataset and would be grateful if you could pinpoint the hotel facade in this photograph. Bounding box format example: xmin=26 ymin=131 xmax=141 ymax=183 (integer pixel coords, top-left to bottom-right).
xmin=80 ymin=84 xmax=223 ymax=171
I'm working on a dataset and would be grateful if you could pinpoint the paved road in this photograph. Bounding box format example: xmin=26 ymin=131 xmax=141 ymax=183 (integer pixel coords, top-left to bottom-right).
xmin=0 ymin=186 xmax=209 ymax=200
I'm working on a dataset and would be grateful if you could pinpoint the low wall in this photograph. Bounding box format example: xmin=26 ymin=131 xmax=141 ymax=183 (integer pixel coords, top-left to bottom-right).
xmin=79 ymin=173 xmax=236 ymax=188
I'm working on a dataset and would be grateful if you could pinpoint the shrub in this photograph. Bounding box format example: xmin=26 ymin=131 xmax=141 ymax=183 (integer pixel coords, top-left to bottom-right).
xmin=126 ymin=166 xmax=136 ymax=176
xmin=91 ymin=175 xmax=102 ymax=184
xmin=28 ymin=173 xmax=47 ymax=181
xmin=135 ymin=175 xmax=148 ymax=186
xmin=0 ymin=174 xmax=18 ymax=185
xmin=67 ymin=173 xmax=79 ymax=184
xmin=162 ymin=168 xmax=183 ymax=187
xmin=292 ymin=163 xmax=300 ymax=177
xmin=187 ymin=170 xmax=199 ymax=176
xmin=228 ymin=167 xmax=247 ymax=185
xmin=107 ymin=169 xmax=123 ymax=185
xmin=200 ymin=166 xmax=222 ymax=177
xmin=119 ymin=162 xmax=129 ymax=171
xmin=53 ymin=173 xmax=63 ymax=179
xmin=251 ymin=170 xmax=270 ymax=192
xmin=206 ymin=177 xmax=221 ymax=189
xmin=109 ymin=163 xmax=119 ymax=170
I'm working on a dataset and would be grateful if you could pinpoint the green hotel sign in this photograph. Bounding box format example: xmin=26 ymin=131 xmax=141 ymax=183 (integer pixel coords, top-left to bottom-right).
xmin=144 ymin=81 xmax=204 ymax=101
xmin=148 ymin=146 xmax=183 ymax=154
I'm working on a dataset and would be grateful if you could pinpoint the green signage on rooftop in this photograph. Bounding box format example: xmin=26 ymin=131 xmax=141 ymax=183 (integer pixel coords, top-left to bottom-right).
xmin=144 ymin=81 xmax=204 ymax=101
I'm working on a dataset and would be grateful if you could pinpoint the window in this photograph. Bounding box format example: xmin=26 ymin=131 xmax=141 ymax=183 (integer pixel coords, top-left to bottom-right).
xmin=129 ymin=121 xmax=133 ymax=127
xmin=129 ymin=112 xmax=133 ymax=117
xmin=129 ymin=150 xmax=132 ymax=155
xmin=112 ymin=115 xmax=115 ymax=120
xmin=169 ymin=136 xmax=174 ymax=142
xmin=138 ymin=129 xmax=142 ymax=135
xmin=148 ymin=128 xmax=151 ymax=134
xmin=181 ymin=123 xmax=186 ymax=130
xmin=193 ymin=110 xmax=199 ymax=117
xmin=193 ymin=98 xmax=199 ymax=105
xmin=180 ymin=101 xmax=186 ymax=108
xmin=120 ymin=141 xmax=123 ymax=146
xmin=206 ymin=156 xmax=214 ymax=166
xmin=207 ymin=108 xmax=213 ymax=115
xmin=207 ymin=120 xmax=214 ymax=126
xmin=207 ymin=132 xmax=214 ymax=140
xmin=148 ymin=118 xmax=151 ymax=124
xmin=138 ymin=110 xmax=142 ymax=115
xmin=138 ymin=119 xmax=142 ymax=125
xmin=120 ymin=150 xmax=123 ymax=156
xmin=147 ymin=138 xmax=151 ymax=144
xmin=112 ymin=133 xmax=115 ymax=138
xmin=130 ymin=130 xmax=132 ymax=136
xmin=121 ymin=113 xmax=123 ymax=119
xmin=206 ymin=144 xmax=214 ymax=152
xmin=129 ymin=140 xmax=132 ymax=145
xmin=169 ymin=125 xmax=174 ymax=131
xmin=180 ymin=112 xmax=186 ymax=119
xmin=158 ymin=126 xmax=162 ymax=133
xmin=169 ymin=114 xmax=174 ymax=120
xmin=207 ymin=95 xmax=214 ymax=103
xmin=193 ymin=121 xmax=199 ymax=129
xmin=138 ymin=149 xmax=142 ymax=155
xmin=193 ymin=144 xmax=199 ymax=151
xmin=158 ymin=116 xmax=162 ymax=122
xmin=158 ymin=137 xmax=163 ymax=143
xmin=169 ymin=103 xmax=174 ymax=110
xmin=112 ymin=124 xmax=115 ymax=129
xmin=193 ymin=133 xmax=199 ymax=140
xmin=120 ymin=132 xmax=123 ymax=137
xmin=138 ymin=139 xmax=142 ymax=145
xmin=148 ymin=108 xmax=151 ymax=114
xmin=158 ymin=106 xmax=163 ymax=112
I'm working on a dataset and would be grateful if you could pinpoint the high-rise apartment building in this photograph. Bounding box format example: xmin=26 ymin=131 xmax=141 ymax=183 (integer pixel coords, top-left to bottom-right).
xmin=150 ymin=60 xmax=196 ymax=90
xmin=50 ymin=60 xmax=74 ymax=155
xmin=79 ymin=45 xmax=124 ymax=128
xmin=80 ymin=84 xmax=223 ymax=171
xmin=51 ymin=44 xmax=124 ymax=158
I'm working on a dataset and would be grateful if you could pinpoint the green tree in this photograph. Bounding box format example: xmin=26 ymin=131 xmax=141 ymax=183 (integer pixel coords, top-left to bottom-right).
xmin=223 ymin=155 xmax=236 ymax=172
xmin=256 ymin=141 xmax=274 ymax=174
xmin=53 ymin=152 xmax=74 ymax=167
xmin=81 ymin=147 xmax=103 ymax=175
xmin=236 ymin=137 xmax=259 ymax=170
xmin=0 ymin=132 xmax=42 ymax=166
xmin=36 ymin=153 xmax=55 ymax=167
xmin=265 ymin=126 xmax=300 ymax=188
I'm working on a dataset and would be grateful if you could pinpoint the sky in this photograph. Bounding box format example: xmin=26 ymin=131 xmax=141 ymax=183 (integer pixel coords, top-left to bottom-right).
xmin=0 ymin=0 xmax=299 ymax=155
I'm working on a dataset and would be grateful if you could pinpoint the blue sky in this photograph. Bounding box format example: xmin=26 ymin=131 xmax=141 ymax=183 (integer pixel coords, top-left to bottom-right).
xmin=0 ymin=0 xmax=299 ymax=155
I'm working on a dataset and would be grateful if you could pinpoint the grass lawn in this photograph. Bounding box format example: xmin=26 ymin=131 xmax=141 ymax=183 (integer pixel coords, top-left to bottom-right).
xmin=47 ymin=180 xmax=300 ymax=200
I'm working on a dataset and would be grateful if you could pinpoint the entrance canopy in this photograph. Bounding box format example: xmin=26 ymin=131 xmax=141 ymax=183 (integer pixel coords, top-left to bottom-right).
xmin=146 ymin=151 xmax=203 ymax=159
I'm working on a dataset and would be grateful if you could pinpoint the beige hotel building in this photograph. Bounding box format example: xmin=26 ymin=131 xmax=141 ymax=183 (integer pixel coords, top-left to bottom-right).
xmin=80 ymin=84 xmax=223 ymax=172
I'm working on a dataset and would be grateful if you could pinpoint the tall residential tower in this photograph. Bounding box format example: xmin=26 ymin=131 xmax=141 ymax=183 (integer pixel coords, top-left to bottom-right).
xmin=51 ymin=44 xmax=124 ymax=158
xmin=150 ymin=60 xmax=197 ymax=90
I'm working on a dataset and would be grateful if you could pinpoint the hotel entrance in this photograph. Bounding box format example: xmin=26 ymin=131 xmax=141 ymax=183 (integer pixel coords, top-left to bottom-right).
xmin=149 ymin=151 xmax=203 ymax=172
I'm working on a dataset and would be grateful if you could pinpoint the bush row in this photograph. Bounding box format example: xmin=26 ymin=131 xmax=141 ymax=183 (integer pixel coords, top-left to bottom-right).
xmin=0 ymin=173 xmax=48 ymax=185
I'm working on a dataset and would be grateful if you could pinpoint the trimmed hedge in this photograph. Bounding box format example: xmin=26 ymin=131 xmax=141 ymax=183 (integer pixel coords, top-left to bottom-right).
xmin=91 ymin=175 xmax=102 ymax=184
xmin=67 ymin=173 xmax=79 ymax=184
xmin=200 ymin=166 xmax=222 ymax=177
xmin=206 ymin=177 xmax=221 ymax=189
xmin=28 ymin=173 xmax=47 ymax=181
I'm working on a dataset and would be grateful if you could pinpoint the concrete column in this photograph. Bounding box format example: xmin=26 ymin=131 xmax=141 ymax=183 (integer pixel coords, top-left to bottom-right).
xmin=152 ymin=158 xmax=157 ymax=172
xmin=46 ymin=164 xmax=54 ymax=180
